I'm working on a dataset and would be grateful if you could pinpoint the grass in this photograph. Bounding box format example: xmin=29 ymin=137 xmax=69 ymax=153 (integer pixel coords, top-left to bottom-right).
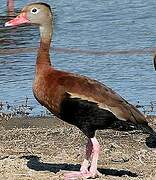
xmin=0 ymin=96 xmax=51 ymax=120
xmin=0 ymin=97 xmax=156 ymax=120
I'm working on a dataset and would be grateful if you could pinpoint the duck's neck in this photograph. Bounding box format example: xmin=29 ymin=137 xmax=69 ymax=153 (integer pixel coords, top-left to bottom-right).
xmin=36 ymin=20 xmax=53 ymax=70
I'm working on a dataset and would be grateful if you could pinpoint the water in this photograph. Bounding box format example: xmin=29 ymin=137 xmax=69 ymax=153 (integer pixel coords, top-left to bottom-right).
xmin=0 ymin=0 xmax=156 ymax=116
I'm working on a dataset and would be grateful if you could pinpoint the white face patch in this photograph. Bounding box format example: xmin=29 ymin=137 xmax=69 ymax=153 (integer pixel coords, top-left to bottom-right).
xmin=31 ymin=7 xmax=40 ymax=15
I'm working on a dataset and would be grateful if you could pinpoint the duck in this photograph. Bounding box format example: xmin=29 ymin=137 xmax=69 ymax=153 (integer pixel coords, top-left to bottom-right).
xmin=5 ymin=2 xmax=156 ymax=179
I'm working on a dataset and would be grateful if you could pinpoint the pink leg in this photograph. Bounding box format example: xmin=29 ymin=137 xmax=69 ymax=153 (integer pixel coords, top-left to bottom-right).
xmin=80 ymin=138 xmax=92 ymax=174
xmin=64 ymin=137 xmax=101 ymax=179
xmin=82 ymin=137 xmax=101 ymax=178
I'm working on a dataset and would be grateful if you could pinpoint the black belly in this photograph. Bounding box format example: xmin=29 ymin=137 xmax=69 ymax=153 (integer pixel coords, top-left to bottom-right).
xmin=59 ymin=97 xmax=119 ymax=138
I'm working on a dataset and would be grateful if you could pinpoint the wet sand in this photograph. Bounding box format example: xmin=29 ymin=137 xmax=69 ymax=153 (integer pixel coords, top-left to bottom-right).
xmin=0 ymin=116 xmax=156 ymax=180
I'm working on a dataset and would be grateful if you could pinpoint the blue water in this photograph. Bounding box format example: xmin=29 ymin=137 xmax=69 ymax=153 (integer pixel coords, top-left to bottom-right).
xmin=0 ymin=0 xmax=156 ymax=115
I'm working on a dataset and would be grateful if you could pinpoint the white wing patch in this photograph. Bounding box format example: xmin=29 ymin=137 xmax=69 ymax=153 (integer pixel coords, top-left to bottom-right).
xmin=67 ymin=92 xmax=127 ymax=121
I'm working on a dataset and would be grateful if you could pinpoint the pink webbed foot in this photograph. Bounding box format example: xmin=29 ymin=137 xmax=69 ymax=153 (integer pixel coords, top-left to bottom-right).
xmin=82 ymin=169 xmax=102 ymax=179
xmin=64 ymin=171 xmax=101 ymax=179
xmin=64 ymin=171 xmax=83 ymax=180
xmin=80 ymin=159 xmax=90 ymax=174
xmin=64 ymin=170 xmax=101 ymax=179
xmin=64 ymin=137 xmax=101 ymax=179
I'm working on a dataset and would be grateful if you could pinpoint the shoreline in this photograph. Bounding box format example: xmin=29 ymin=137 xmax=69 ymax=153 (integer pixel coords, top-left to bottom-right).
xmin=0 ymin=116 xmax=156 ymax=179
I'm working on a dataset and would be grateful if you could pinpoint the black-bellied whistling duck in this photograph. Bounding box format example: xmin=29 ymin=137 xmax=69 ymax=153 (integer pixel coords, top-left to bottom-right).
xmin=5 ymin=2 xmax=156 ymax=179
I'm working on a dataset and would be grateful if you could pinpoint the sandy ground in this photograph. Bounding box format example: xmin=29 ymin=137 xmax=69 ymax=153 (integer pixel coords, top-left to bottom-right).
xmin=0 ymin=116 xmax=156 ymax=180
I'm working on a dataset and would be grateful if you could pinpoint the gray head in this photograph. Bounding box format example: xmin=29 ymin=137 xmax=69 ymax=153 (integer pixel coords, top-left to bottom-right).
xmin=5 ymin=2 xmax=53 ymax=27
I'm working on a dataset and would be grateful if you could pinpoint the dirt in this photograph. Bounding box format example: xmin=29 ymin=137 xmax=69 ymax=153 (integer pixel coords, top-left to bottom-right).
xmin=0 ymin=116 xmax=156 ymax=180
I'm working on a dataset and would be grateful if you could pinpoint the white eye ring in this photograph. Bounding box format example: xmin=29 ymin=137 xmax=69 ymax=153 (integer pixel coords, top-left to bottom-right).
xmin=31 ymin=8 xmax=40 ymax=14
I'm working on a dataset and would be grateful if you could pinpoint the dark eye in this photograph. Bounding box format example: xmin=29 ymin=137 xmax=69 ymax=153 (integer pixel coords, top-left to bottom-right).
xmin=31 ymin=8 xmax=39 ymax=14
xmin=32 ymin=8 xmax=37 ymax=13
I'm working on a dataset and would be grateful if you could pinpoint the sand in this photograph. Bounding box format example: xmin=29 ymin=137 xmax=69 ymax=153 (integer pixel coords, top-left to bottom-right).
xmin=0 ymin=116 xmax=156 ymax=180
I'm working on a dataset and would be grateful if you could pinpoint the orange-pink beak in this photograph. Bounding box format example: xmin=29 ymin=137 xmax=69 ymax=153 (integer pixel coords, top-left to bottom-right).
xmin=5 ymin=12 xmax=30 ymax=27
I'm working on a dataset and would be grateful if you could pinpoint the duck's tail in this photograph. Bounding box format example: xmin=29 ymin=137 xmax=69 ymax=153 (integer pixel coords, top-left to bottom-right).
xmin=139 ymin=123 xmax=156 ymax=136
xmin=137 ymin=121 xmax=156 ymax=148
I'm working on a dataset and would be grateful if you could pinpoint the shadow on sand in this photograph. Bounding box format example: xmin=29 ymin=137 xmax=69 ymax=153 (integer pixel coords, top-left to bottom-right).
xmin=20 ymin=155 xmax=138 ymax=177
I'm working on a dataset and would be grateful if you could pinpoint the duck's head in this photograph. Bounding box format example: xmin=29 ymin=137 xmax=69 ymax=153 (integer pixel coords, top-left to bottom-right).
xmin=5 ymin=2 xmax=53 ymax=27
